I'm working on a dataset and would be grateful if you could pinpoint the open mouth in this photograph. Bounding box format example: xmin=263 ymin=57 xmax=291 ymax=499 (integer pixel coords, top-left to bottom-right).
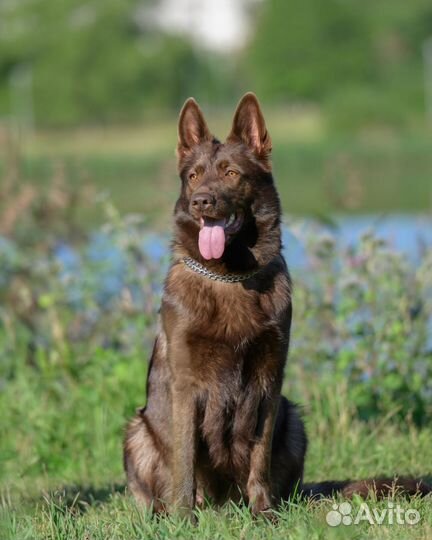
xmin=198 ymin=213 xmax=243 ymax=260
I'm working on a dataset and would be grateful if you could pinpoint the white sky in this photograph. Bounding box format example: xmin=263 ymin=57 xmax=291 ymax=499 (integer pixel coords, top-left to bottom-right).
xmin=152 ymin=0 xmax=257 ymax=51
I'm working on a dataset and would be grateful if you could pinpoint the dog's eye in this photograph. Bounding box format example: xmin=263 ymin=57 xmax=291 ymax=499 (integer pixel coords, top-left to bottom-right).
xmin=226 ymin=170 xmax=239 ymax=178
xmin=189 ymin=172 xmax=197 ymax=181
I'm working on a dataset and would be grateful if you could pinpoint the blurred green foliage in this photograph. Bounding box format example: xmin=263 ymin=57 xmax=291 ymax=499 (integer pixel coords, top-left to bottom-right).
xmin=1 ymin=0 xmax=432 ymax=127
xmin=247 ymin=0 xmax=376 ymax=100
xmin=247 ymin=0 xmax=432 ymax=129
xmin=288 ymin=226 xmax=432 ymax=425
xmin=0 ymin=0 xmax=233 ymax=125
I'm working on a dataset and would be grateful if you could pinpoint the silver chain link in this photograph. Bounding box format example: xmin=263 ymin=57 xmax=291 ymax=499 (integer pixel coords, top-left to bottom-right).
xmin=182 ymin=257 xmax=259 ymax=283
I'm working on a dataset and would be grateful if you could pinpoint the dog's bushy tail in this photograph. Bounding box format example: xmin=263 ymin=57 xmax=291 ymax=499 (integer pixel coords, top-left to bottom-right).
xmin=301 ymin=477 xmax=432 ymax=499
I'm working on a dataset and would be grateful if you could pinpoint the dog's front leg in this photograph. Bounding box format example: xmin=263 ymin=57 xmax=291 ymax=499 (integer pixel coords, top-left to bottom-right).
xmin=247 ymin=390 xmax=280 ymax=516
xmin=163 ymin=305 xmax=198 ymax=518
xmin=171 ymin=379 xmax=197 ymax=518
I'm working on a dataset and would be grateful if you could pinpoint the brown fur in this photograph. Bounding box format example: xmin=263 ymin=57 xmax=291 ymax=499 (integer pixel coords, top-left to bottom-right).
xmin=123 ymin=93 xmax=430 ymax=517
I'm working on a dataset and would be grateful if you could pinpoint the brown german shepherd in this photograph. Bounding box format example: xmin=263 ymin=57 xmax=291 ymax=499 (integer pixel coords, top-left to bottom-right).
xmin=124 ymin=93 xmax=430 ymax=517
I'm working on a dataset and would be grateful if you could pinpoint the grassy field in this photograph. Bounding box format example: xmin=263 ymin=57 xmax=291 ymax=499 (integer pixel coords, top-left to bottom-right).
xmin=1 ymin=348 xmax=431 ymax=540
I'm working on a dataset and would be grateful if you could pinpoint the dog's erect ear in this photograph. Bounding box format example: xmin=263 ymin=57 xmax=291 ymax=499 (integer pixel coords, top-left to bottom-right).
xmin=227 ymin=93 xmax=272 ymax=169
xmin=177 ymin=98 xmax=212 ymax=160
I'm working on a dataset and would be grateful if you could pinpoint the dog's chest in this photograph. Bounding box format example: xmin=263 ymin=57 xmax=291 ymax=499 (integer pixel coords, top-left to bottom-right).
xmin=165 ymin=268 xmax=286 ymax=345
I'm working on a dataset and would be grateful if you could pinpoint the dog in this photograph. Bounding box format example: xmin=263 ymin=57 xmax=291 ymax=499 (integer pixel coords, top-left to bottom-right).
xmin=124 ymin=93 xmax=430 ymax=517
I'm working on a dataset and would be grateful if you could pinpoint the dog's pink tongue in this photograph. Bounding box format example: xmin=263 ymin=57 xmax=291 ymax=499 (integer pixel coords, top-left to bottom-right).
xmin=199 ymin=219 xmax=226 ymax=260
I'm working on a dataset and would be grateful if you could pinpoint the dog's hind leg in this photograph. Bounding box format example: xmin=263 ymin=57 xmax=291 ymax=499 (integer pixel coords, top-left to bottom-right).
xmin=124 ymin=411 xmax=171 ymax=513
xmin=270 ymin=397 xmax=308 ymax=501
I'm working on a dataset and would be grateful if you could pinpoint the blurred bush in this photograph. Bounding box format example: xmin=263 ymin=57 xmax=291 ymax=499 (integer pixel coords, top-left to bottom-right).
xmin=246 ymin=0 xmax=432 ymax=129
xmin=246 ymin=0 xmax=376 ymax=101
xmin=1 ymin=0 xmax=432 ymax=128
xmin=0 ymin=0 xmax=234 ymax=125
xmin=289 ymin=224 xmax=432 ymax=425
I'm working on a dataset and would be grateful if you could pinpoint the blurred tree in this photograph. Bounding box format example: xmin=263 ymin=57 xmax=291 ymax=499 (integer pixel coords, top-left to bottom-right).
xmin=245 ymin=0 xmax=375 ymax=101
xmin=0 ymin=0 xmax=215 ymax=125
xmin=245 ymin=0 xmax=432 ymax=128
xmin=2 ymin=0 xmax=432 ymax=127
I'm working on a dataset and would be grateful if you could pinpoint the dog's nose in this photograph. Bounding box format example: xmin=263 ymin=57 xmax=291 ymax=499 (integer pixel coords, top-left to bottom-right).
xmin=191 ymin=191 xmax=215 ymax=212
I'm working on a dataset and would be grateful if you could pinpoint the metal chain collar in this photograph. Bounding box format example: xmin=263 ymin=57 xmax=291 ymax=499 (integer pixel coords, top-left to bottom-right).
xmin=182 ymin=257 xmax=259 ymax=283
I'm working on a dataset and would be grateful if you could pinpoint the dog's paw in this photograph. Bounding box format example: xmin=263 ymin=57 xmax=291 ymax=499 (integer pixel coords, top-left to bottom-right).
xmin=196 ymin=491 xmax=205 ymax=508
xmin=169 ymin=499 xmax=197 ymax=524
xmin=248 ymin=483 xmax=274 ymax=518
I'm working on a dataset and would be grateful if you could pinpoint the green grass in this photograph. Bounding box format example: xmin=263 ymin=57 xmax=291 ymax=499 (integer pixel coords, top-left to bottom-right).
xmin=1 ymin=348 xmax=431 ymax=540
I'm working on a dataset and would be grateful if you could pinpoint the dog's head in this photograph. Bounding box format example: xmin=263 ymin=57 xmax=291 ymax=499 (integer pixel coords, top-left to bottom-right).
xmin=174 ymin=93 xmax=281 ymax=267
